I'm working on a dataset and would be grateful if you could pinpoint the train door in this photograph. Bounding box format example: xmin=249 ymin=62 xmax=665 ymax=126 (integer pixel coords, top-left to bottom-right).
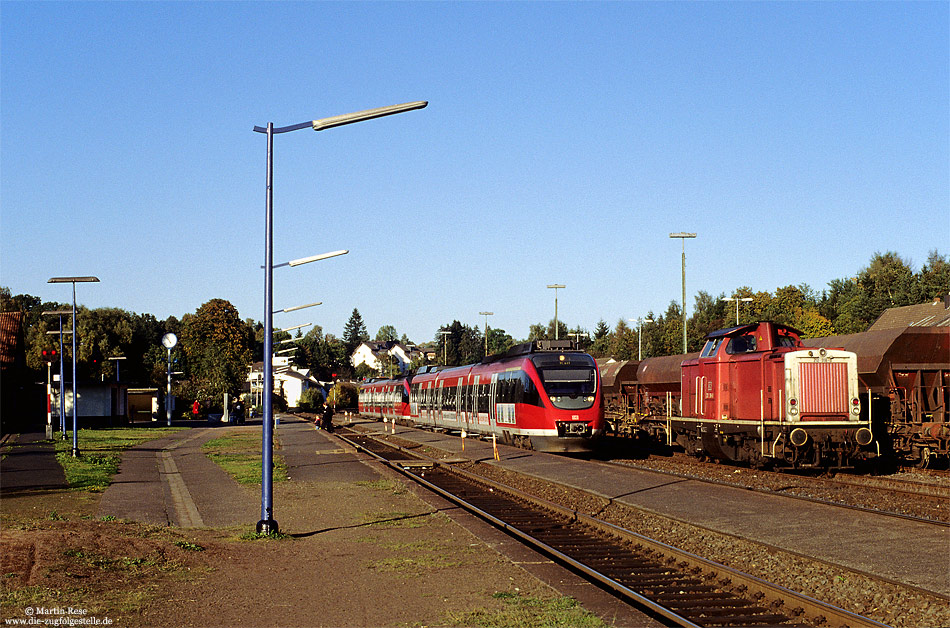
xmin=469 ymin=375 xmax=479 ymax=432
xmin=487 ymin=373 xmax=498 ymax=426
xmin=437 ymin=380 xmax=445 ymax=426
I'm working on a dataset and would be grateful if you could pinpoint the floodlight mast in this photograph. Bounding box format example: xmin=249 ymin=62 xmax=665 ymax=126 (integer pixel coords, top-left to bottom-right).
xmin=669 ymin=233 xmax=697 ymax=353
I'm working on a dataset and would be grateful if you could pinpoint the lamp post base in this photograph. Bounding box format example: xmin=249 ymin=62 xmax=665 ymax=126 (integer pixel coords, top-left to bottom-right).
xmin=256 ymin=519 xmax=279 ymax=535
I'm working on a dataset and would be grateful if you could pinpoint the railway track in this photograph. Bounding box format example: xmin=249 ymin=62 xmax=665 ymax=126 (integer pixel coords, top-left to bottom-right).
xmin=336 ymin=427 xmax=889 ymax=628
xmin=605 ymin=452 xmax=949 ymax=525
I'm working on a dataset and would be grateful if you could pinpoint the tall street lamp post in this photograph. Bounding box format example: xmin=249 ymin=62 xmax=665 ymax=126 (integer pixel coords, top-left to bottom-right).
xmin=48 ymin=277 xmax=99 ymax=457
xmin=43 ymin=310 xmax=72 ymax=439
xmin=546 ymin=284 xmax=565 ymax=340
xmin=669 ymin=233 xmax=696 ymax=353
xmin=479 ymin=311 xmax=493 ymax=355
xmin=162 ymin=333 xmax=178 ymax=426
xmin=722 ymin=297 xmax=754 ymax=325
xmin=438 ymin=331 xmax=450 ymax=364
xmin=628 ymin=317 xmax=654 ymax=361
xmin=253 ymin=100 xmax=426 ymax=536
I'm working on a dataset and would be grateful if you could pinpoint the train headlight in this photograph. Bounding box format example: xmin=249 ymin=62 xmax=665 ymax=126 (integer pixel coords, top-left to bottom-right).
xmin=788 ymin=398 xmax=798 ymax=415
xmin=851 ymin=398 xmax=861 ymax=415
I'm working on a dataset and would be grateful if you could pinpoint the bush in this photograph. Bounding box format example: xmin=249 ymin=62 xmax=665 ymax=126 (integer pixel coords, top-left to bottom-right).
xmin=297 ymin=387 xmax=325 ymax=412
xmin=327 ymin=382 xmax=358 ymax=409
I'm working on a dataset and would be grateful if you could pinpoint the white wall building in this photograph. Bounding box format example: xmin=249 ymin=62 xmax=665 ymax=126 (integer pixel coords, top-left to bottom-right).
xmin=247 ymin=356 xmax=321 ymax=408
xmin=351 ymin=341 xmax=416 ymax=375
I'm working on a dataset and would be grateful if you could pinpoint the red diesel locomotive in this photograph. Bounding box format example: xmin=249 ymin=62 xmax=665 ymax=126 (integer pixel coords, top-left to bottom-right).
xmin=359 ymin=340 xmax=605 ymax=453
xmin=607 ymin=322 xmax=874 ymax=469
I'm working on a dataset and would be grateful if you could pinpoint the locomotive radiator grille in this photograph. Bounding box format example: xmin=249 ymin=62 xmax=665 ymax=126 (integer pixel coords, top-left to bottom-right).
xmin=799 ymin=361 xmax=848 ymax=414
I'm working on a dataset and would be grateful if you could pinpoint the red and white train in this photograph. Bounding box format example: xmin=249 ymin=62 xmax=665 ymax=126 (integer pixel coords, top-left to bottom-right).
xmin=359 ymin=340 xmax=605 ymax=453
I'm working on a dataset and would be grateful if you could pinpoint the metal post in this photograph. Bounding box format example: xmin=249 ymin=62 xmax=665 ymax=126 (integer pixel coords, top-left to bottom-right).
xmin=46 ymin=361 xmax=52 ymax=439
xmin=70 ymin=283 xmax=79 ymax=456
xmin=438 ymin=331 xmax=450 ymax=364
xmin=479 ymin=311 xmax=493 ymax=355
xmin=669 ymin=233 xmax=696 ymax=353
xmin=260 ymin=122 xmax=277 ymax=536
xmin=547 ymin=284 xmax=565 ymax=340
xmin=680 ymin=244 xmax=687 ymax=353
xmin=58 ymin=317 xmax=65 ymax=439
xmin=252 ymin=100 xmax=425 ymax=537
xmin=166 ymin=347 xmax=172 ymax=426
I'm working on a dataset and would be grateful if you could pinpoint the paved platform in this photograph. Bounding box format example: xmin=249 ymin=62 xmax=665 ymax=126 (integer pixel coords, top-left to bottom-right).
xmin=91 ymin=415 xmax=654 ymax=626
xmin=354 ymin=418 xmax=950 ymax=598
xmin=0 ymin=432 xmax=68 ymax=495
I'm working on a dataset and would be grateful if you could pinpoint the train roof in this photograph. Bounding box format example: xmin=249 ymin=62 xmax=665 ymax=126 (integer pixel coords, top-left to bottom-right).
xmin=802 ymin=327 xmax=949 ymax=384
xmin=705 ymin=322 xmax=803 ymax=340
xmin=597 ymin=359 xmax=640 ymax=392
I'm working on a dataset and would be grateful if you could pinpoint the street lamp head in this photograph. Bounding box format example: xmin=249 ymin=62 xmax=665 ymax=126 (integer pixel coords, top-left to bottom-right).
xmin=312 ymin=101 xmax=428 ymax=132
xmin=42 ymin=310 xmax=73 ymax=316
xmin=48 ymin=276 xmax=100 ymax=283
xmin=479 ymin=311 xmax=494 ymax=316
xmin=277 ymin=322 xmax=312 ymax=333
xmin=276 ymin=301 xmax=322 ymax=314
xmin=546 ymin=284 xmax=566 ymax=289
xmin=288 ymin=250 xmax=348 ymax=267
xmin=669 ymin=233 xmax=697 ymax=239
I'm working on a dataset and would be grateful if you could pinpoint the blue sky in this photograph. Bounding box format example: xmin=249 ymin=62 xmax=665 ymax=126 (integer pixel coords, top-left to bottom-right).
xmin=2 ymin=1 xmax=947 ymax=344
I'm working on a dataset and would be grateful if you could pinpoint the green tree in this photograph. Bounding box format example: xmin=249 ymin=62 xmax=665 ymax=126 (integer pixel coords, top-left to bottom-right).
xmin=343 ymin=308 xmax=369 ymax=356
xmin=180 ymin=299 xmax=251 ymax=406
xmin=375 ymin=325 xmax=398 ymax=342
xmin=589 ymin=319 xmax=612 ymax=357
xmin=487 ymin=327 xmax=515 ymax=355
xmin=607 ymin=319 xmax=636 ymax=360
xmin=918 ymin=250 xmax=950 ymax=302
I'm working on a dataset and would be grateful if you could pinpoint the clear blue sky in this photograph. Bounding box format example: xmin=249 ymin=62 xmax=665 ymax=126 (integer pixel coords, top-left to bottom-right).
xmin=2 ymin=1 xmax=947 ymax=344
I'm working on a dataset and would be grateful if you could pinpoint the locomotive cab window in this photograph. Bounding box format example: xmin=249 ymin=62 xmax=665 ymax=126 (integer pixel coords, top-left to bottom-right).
xmin=726 ymin=334 xmax=757 ymax=354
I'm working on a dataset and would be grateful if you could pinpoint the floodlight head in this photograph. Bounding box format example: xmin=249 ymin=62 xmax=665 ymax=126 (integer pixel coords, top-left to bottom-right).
xmin=312 ymin=101 xmax=428 ymax=132
xmin=48 ymin=276 xmax=100 ymax=283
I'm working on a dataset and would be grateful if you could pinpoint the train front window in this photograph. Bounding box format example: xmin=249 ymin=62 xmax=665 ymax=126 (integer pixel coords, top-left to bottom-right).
xmin=535 ymin=366 xmax=596 ymax=410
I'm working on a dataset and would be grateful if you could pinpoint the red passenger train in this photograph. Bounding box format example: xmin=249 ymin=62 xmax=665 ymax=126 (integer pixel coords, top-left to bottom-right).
xmin=359 ymin=340 xmax=605 ymax=453
xmin=606 ymin=322 xmax=874 ymax=469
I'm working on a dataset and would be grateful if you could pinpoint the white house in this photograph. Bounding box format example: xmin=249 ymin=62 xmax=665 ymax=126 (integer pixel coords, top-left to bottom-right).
xmin=247 ymin=356 xmax=321 ymax=409
xmin=351 ymin=341 xmax=416 ymax=374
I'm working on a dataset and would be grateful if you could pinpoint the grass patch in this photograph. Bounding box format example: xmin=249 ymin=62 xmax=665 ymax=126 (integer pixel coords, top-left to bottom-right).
xmin=367 ymin=554 xmax=464 ymax=573
xmin=54 ymin=427 xmax=184 ymax=492
xmin=203 ymin=431 xmax=287 ymax=485
xmin=447 ymin=592 xmax=608 ymax=628
xmin=355 ymin=478 xmax=408 ymax=495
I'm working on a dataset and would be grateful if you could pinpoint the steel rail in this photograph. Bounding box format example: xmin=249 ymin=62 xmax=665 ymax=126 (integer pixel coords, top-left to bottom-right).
xmin=337 ymin=429 xmax=891 ymax=628
xmin=605 ymin=458 xmax=949 ymax=527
